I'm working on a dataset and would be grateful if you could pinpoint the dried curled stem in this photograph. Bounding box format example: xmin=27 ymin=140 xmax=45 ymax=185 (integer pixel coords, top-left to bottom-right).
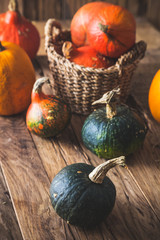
xmin=89 ymin=156 xmax=126 ymax=184
xmin=92 ymin=87 xmax=121 ymax=118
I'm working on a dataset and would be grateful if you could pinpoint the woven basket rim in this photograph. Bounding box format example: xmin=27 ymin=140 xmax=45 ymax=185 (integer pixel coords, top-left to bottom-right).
xmin=44 ymin=18 xmax=147 ymax=115
xmin=44 ymin=18 xmax=147 ymax=75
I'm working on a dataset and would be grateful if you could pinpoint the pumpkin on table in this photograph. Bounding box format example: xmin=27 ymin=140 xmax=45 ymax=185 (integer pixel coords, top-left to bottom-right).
xmin=26 ymin=77 xmax=71 ymax=138
xmin=148 ymin=69 xmax=160 ymax=123
xmin=81 ymin=88 xmax=148 ymax=159
xmin=0 ymin=41 xmax=35 ymax=116
xmin=0 ymin=0 xmax=40 ymax=59
xmin=50 ymin=156 xmax=126 ymax=228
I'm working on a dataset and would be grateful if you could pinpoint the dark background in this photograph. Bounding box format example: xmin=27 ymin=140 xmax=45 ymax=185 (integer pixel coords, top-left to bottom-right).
xmin=0 ymin=0 xmax=160 ymax=30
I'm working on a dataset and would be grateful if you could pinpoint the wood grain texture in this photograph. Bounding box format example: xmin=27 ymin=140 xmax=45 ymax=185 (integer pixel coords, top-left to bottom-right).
xmin=0 ymin=18 xmax=160 ymax=240
xmin=0 ymin=168 xmax=22 ymax=240
xmin=0 ymin=115 xmax=62 ymax=240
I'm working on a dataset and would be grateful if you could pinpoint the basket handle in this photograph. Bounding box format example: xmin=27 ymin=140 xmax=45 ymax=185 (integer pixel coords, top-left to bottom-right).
xmin=44 ymin=18 xmax=62 ymax=50
xmin=116 ymin=40 xmax=147 ymax=76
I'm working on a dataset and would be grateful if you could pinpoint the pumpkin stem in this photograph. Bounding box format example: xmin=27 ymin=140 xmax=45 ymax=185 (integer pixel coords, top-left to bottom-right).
xmin=62 ymin=41 xmax=73 ymax=59
xmin=92 ymin=87 xmax=120 ymax=118
xmin=0 ymin=42 xmax=6 ymax=51
xmin=89 ymin=156 xmax=126 ymax=184
xmin=33 ymin=77 xmax=51 ymax=94
xmin=98 ymin=23 xmax=109 ymax=34
xmin=8 ymin=0 xmax=19 ymax=12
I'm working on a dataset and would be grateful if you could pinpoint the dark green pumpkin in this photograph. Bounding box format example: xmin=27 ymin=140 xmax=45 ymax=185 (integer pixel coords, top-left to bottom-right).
xmin=50 ymin=157 xmax=125 ymax=228
xmin=81 ymin=91 xmax=148 ymax=159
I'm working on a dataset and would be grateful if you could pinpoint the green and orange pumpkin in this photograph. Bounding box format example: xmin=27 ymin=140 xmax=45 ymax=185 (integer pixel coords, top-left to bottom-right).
xmin=26 ymin=77 xmax=71 ymax=138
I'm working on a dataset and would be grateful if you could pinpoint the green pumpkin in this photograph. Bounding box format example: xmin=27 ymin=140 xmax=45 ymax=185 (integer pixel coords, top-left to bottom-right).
xmin=50 ymin=156 xmax=125 ymax=228
xmin=81 ymin=89 xmax=148 ymax=159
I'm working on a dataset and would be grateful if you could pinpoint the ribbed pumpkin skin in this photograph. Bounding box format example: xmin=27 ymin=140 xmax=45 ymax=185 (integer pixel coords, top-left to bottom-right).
xmin=87 ymin=5 xmax=136 ymax=58
xmin=71 ymin=2 xmax=109 ymax=47
xmin=71 ymin=1 xmax=136 ymax=58
xmin=0 ymin=41 xmax=36 ymax=115
xmin=26 ymin=96 xmax=71 ymax=138
xmin=50 ymin=163 xmax=116 ymax=228
xmin=81 ymin=105 xmax=148 ymax=159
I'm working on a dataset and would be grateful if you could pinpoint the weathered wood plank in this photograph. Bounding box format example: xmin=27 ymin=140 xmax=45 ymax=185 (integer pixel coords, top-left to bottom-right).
xmin=0 ymin=167 xmax=23 ymax=240
xmin=29 ymin=56 xmax=160 ymax=239
xmin=1 ymin=107 xmax=159 ymax=240
xmin=0 ymin=18 xmax=160 ymax=240
xmin=40 ymin=17 xmax=160 ymax=220
xmin=129 ymin=48 xmax=160 ymax=218
xmin=26 ymin=111 xmax=160 ymax=240
xmin=0 ymin=115 xmax=61 ymax=240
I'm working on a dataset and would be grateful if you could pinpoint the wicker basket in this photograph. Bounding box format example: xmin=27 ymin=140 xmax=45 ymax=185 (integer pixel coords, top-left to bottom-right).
xmin=45 ymin=18 xmax=147 ymax=115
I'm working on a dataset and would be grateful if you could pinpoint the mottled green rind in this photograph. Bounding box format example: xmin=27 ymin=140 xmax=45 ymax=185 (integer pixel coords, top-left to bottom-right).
xmin=50 ymin=163 xmax=116 ymax=228
xmin=81 ymin=105 xmax=148 ymax=159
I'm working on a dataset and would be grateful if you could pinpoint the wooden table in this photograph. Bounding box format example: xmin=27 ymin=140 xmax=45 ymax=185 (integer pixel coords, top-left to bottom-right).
xmin=0 ymin=19 xmax=160 ymax=240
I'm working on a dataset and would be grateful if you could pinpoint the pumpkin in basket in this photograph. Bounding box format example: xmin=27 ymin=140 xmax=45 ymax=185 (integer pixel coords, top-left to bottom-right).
xmin=0 ymin=0 xmax=40 ymax=59
xmin=26 ymin=77 xmax=71 ymax=138
xmin=45 ymin=16 xmax=146 ymax=115
xmin=62 ymin=41 xmax=115 ymax=68
xmin=81 ymin=88 xmax=148 ymax=159
xmin=50 ymin=156 xmax=126 ymax=228
xmin=71 ymin=1 xmax=136 ymax=58
xmin=0 ymin=41 xmax=35 ymax=116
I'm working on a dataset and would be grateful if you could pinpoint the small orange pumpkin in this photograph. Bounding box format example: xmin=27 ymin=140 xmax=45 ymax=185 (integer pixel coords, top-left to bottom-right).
xmin=0 ymin=0 xmax=40 ymax=59
xmin=0 ymin=41 xmax=36 ymax=115
xmin=148 ymin=70 xmax=160 ymax=122
xmin=62 ymin=41 xmax=115 ymax=68
xmin=26 ymin=77 xmax=71 ymax=138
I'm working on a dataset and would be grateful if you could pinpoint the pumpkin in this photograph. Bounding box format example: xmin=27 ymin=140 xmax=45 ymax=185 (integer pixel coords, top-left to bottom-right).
xmin=26 ymin=77 xmax=71 ymax=138
xmin=0 ymin=0 xmax=40 ymax=59
xmin=71 ymin=1 xmax=110 ymax=47
xmin=0 ymin=41 xmax=35 ymax=116
xmin=71 ymin=2 xmax=136 ymax=58
xmin=81 ymin=88 xmax=148 ymax=159
xmin=50 ymin=156 xmax=126 ymax=228
xmin=148 ymin=69 xmax=160 ymax=123
xmin=62 ymin=41 xmax=115 ymax=68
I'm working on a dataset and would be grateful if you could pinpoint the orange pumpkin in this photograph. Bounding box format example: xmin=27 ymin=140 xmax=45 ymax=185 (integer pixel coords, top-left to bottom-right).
xmin=148 ymin=70 xmax=160 ymax=122
xmin=0 ymin=41 xmax=36 ymax=115
xmin=0 ymin=0 xmax=40 ymax=59
xmin=71 ymin=2 xmax=136 ymax=58
xmin=62 ymin=41 xmax=115 ymax=68
xmin=71 ymin=2 xmax=108 ymax=47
